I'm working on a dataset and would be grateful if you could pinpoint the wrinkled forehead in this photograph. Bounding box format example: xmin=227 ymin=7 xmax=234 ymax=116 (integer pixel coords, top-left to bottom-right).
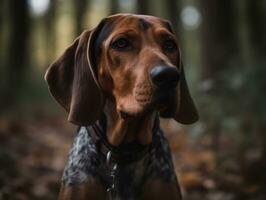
xmin=107 ymin=14 xmax=173 ymax=33
xmin=91 ymin=14 xmax=176 ymax=67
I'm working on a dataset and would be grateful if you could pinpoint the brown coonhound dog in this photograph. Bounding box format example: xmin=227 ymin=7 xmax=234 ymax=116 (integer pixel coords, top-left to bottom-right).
xmin=45 ymin=14 xmax=198 ymax=200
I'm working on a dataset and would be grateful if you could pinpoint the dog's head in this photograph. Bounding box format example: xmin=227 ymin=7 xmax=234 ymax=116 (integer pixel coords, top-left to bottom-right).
xmin=45 ymin=14 xmax=198 ymax=126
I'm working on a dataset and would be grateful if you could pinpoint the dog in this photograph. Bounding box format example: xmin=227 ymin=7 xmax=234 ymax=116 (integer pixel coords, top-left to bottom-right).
xmin=45 ymin=13 xmax=198 ymax=200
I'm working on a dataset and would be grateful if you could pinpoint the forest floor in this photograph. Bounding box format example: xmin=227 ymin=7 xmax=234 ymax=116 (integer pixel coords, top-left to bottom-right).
xmin=0 ymin=116 xmax=265 ymax=200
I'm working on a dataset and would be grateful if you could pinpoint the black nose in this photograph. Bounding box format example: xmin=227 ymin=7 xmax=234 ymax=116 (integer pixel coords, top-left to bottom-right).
xmin=150 ymin=66 xmax=179 ymax=88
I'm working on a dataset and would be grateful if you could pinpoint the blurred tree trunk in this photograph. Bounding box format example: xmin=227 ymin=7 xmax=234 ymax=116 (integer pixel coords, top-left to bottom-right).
xmin=109 ymin=0 xmax=119 ymax=15
xmin=246 ymin=0 xmax=266 ymax=61
xmin=261 ymin=125 xmax=266 ymax=167
xmin=199 ymin=0 xmax=239 ymax=163
xmin=0 ymin=0 xmax=3 ymax=46
xmin=200 ymin=0 xmax=239 ymax=81
xmin=44 ymin=0 xmax=57 ymax=63
xmin=166 ymin=0 xmax=181 ymax=34
xmin=246 ymin=0 xmax=266 ymax=165
xmin=3 ymin=0 xmax=30 ymax=108
xmin=137 ymin=0 xmax=149 ymax=14
xmin=73 ymin=0 xmax=89 ymax=35
xmin=0 ymin=0 xmax=3 ymax=96
xmin=0 ymin=0 xmax=3 ymax=58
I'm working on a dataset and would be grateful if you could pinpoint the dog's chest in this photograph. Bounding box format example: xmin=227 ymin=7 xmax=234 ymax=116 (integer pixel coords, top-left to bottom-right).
xmin=62 ymin=127 xmax=176 ymax=199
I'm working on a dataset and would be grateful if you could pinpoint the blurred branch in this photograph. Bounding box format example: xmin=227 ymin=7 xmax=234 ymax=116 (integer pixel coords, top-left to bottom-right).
xmin=109 ymin=0 xmax=119 ymax=15
xmin=246 ymin=0 xmax=266 ymax=61
xmin=73 ymin=0 xmax=90 ymax=35
xmin=200 ymin=0 xmax=239 ymax=81
xmin=166 ymin=0 xmax=181 ymax=34
xmin=137 ymin=0 xmax=149 ymax=14
xmin=44 ymin=0 xmax=57 ymax=62
xmin=0 ymin=0 xmax=3 ymax=92
xmin=199 ymin=0 xmax=240 ymax=167
xmin=3 ymin=0 xmax=30 ymax=109
xmin=245 ymin=0 xmax=266 ymax=163
xmin=0 ymin=0 xmax=3 ymax=47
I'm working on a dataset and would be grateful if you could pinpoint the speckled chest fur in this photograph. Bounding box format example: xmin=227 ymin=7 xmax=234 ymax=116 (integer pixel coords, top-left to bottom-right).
xmin=62 ymin=126 xmax=177 ymax=199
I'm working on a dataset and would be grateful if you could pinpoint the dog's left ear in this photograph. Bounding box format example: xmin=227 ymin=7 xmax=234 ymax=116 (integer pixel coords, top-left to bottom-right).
xmin=174 ymin=61 xmax=199 ymax=124
xmin=163 ymin=20 xmax=198 ymax=124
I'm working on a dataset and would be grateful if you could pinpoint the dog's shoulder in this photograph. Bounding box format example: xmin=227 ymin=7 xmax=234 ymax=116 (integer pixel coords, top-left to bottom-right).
xmin=61 ymin=127 xmax=100 ymax=185
xmin=145 ymin=128 xmax=177 ymax=182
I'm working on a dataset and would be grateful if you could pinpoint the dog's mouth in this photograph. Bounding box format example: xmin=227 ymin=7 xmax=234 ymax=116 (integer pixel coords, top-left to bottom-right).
xmin=153 ymin=87 xmax=176 ymax=104
xmin=152 ymin=87 xmax=177 ymax=117
xmin=118 ymin=86 xmax=177 ymax=120
xmin=119 ymin=110 xmax=133 ymax=120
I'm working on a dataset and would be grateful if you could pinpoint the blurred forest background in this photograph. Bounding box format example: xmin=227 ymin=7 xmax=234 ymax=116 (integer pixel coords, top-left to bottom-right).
xmin=0 ymin=0 xmax=265 ymax=199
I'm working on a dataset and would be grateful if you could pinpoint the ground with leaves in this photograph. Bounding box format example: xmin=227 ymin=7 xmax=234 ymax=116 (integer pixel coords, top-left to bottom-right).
xmin=0 ymin=117 xmax=265 ymax=200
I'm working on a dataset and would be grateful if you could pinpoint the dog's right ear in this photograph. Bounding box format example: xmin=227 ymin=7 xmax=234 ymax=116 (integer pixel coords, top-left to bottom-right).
xmin=45 ymin=20 xmax=107 ymax=126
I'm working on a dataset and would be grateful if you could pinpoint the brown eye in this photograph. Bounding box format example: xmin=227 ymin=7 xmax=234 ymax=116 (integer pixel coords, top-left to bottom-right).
xmin=111 ymin=38 xmax=131 ymax=51
xmin=163 ymin=39 xmax=177 ymax=52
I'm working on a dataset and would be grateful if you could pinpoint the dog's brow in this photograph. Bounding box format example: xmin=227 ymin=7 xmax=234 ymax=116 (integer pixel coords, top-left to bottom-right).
xmin=114 ymin=29 xmax=138 ymax=36
xmin=138 ymin=18 xmax=152 ymax=30
xmin=162 ymin=21 xmax=174 ymax=33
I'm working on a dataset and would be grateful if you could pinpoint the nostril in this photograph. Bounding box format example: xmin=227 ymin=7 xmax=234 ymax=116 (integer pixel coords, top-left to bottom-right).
xmin=150 ymin=66 xmax=179 ymax=88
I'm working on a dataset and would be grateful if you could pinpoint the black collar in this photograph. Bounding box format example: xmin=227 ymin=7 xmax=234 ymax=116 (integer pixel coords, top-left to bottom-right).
xmin=86 ymin=114 xmax=159 ymax=164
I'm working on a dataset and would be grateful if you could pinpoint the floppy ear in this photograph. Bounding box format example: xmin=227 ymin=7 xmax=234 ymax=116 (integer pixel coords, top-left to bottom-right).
xmin=45 ymin=23 xmax=106 ymax=125
xmin=174 ymin=61 xmax=199 ymax=124
xmin=162 ymin=20 xmax=198 ymax=124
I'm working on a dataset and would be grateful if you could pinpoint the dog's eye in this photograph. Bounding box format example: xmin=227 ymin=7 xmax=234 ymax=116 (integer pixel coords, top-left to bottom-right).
xmin=111 ymin=38 xmax=131 ymax=51
xmin=163 ymin=39 xmax=177 ymax=52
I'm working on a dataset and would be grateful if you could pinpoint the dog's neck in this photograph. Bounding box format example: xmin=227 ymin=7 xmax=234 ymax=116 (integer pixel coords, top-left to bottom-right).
xmin=103 ymin=99 xmax=156 ymax=146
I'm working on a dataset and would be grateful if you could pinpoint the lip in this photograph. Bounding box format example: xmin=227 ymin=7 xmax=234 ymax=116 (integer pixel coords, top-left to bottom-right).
xmin=118 ymin=87 xmax=177 ymax=120
xmin=152 ymin=87 xmax=176 ymax=104
xmin=119 ymin=111 xmax=133 ymax=120
xmin=151 ymin=87 xmax=177 ymax=116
